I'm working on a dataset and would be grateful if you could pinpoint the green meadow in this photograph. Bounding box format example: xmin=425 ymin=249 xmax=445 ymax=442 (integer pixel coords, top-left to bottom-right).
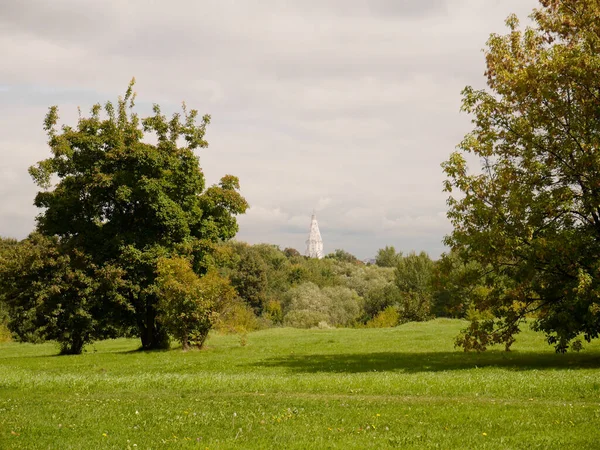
xmin=1 ymin=319 xmax=600 ymax=449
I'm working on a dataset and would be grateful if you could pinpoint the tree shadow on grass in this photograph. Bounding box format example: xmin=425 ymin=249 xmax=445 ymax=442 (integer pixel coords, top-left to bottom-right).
xmin=254 ymin=351 xmax=600 ymax=373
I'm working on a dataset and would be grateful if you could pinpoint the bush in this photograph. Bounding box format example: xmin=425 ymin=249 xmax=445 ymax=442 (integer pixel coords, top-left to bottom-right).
xmin=322 ymin=286 xmax=362 ymax=327
xmin=156 ymin=258 xmax=236 ymax=350
xmin=264 ymin=299 xmax=283 ymax=324
xmin=366 ymin=306 xmax=400 ymax=328
xmin=282 ymin=282 xmax=362 ymax=328
xmin=215 ymin=301 xmax=261 ymax=334
xmin=283 ymin=282 xmax=330 ymax=316
xmin=284 ymin=310 xmax=329 ymax=328
xmin=397 ymin=291 xmax=432 ymax=323
xmin=0 ymin=322 xmax=11 ymax=343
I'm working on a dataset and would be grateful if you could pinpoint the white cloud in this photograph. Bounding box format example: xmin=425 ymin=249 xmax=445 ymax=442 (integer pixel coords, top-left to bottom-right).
xmin=0 ymin=0 xmax=540 ymax=258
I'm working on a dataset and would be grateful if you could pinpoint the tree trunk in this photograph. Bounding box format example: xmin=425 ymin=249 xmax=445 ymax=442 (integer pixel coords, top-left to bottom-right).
xmin=195 ymin=330 xmax=209 ymax=349
xmin=182 ymin=333 xmax=189 ymax=351
xmin=60 ymin=335 xmax=85 ymax=355
xmin=139 ymin=299 xmax=170 ymax=350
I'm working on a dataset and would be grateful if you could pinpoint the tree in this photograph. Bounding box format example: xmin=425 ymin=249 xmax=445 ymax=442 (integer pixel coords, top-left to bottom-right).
xmin=283 ymin=247 xmax=301 ymax=258
xmin=430 ymin=251 xmax=490 ymax=319
xmin=375 ymin=246 xmax=400 ymax=267
xmin=28 ymin=80 xmax=248 ymax=350
xmin=0 ymin=237 xmax=18 ymax=333
xmin=0 ymin=234 xmax=125 ymax=354
xmin=155 ymin=257 xmax=235 ymax=350
xmin=325 ymin=249 xmax=361 ymax=264
xmin=283 ymin=282 xmax=331 ymax=328
xmin=230 ymin=247 xmax=268 ymax=315
xmin=443 ymin=1 xmax=600 ymax=352
xmin=394 ymin=252 xmax=434 ymax=322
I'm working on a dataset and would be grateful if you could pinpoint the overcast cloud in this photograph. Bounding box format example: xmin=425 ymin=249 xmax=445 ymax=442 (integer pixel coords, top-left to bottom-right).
xmin=0 ymin=0 xmax=539 ymax=258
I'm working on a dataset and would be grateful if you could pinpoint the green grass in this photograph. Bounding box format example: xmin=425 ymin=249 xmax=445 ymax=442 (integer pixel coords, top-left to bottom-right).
xmin=1 ymin=319 xmax=600 ymax=449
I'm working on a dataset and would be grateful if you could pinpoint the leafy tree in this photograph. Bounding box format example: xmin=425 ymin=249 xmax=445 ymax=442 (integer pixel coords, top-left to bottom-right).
xmin=443 ymin=1 xmax=600 ymax=352
xmin=155 ymin=257 xmax=235 ymax=350
xmin=431 ymin=251 xmax=490 ymax=318
xmin=28 ymin=80 xmax=248 ymax=350
xmin=322 ymin=286 xmax=362 ymax=326
xmin=0 ymin=234 xmax=125 ymax=354
xmin=283 ymin=247 xmax=301 ymax=258
xmin=375 ymin=246 xmax=400 ymax=267
xmin=230 ymin=246 xmax=269 ymax=314
xmin=394 ymin=252 xmax=434 ymax=322
xmin=283 ymin=282 xmax=330 ymax=328
xmin=326 ymin=249 xmax=360 ymax=264
xmin=0 ymin=237 xmax=18 ymax=333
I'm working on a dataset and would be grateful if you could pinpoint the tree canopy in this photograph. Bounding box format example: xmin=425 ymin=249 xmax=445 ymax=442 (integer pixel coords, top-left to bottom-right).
xmin=443 ymin=0 xmax=600 ymax=352
xmin=2 ymin=80 xmax=248 ymax=352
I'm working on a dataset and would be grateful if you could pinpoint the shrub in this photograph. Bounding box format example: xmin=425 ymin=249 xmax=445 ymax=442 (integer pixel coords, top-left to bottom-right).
xmin=0 ymin=322 xmax=11 ymax=343
xmin=264 ymin=299 xmax=283 ymax=324
xmin=322 ymin=286 xmax=362 ymax=327
xmin=284 ymin=310 xmax=329 ymax=328
xmin=397 ymin=291 xmax=432 ymax=323
xmin=215 ymin=301 xmax=261 ymax=334
xmin=156 ymin=257 xmax=235 ymax=350
xmin=366 ymin=306 xmax=400 ymax=328
xmin=283 ymin=282 xmax=330 ymax=315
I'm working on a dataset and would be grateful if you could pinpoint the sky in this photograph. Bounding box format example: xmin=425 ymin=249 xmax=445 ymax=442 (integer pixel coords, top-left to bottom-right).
xmin=0 ymin=0 xmax=539 ymax=259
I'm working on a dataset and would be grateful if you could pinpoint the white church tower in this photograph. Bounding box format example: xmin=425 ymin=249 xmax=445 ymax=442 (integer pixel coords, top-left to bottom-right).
xmin=306 ymin=212 xmax=324 ymax=259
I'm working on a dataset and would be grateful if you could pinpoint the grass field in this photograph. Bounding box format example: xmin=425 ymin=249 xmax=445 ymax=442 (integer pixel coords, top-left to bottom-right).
xmin=1 ymin=319 xmax=600 ymax=449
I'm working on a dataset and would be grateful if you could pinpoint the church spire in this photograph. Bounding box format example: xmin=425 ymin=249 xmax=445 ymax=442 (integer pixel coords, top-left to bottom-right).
xmin=306 ymin=212 xmax=324 ymax=259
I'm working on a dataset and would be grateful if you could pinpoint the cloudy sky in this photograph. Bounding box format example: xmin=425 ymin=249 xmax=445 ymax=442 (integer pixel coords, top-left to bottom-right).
xmin=0 ymin=0 xmax=539 ymax=259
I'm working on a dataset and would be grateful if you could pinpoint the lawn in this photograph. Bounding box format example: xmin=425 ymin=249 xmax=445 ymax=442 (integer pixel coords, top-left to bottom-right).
xmin=1 ymin=319 xmax=600 ymax=449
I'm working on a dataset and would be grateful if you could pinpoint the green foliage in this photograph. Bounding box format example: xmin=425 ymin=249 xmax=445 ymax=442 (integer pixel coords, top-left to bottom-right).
xmin=283 ymin=309 xmax=329 ymax=329
xmin=325 ymin=249 xmax=360 ymax=264
xmin=431 ymin=251 xmax=489 ymax=318
xmin=375 ymin=245 xmax=400 ymax=267
xmin=321 ymin=286 xmax=362 ymax=327
xmin=282 ymin=282 xmax=362 ymax=328
xmin=0 ymin=234 xmax=125 ymax=354
xmin=230 ymin=246 xmax=269 ymax=314
xmin=156 ymin=257 xmax=235 ymax=350
xmin=283 ymin=247 xmax=301 ymax=258
xmin=264 ymin=299 xmax=283 ymax=324
xmin=214 ymin=300 xmax=262 ymax=335
xmin=26 ymin=80 xmax=247 ymax=350
xmin=0 ymin=324 xmax=11 ymax=343
xmin=443 ymin=1 xmax=600 ymax=352
xmin=283 ymin=282 xmax=331 ymax=328
xmin=394 ymin=252 xmax=434 ymax=322
xmin=365 ymin=305 xmax=400 ymax=328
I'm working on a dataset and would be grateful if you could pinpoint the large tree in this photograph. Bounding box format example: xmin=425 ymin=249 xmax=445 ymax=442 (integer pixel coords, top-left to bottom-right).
xmin=443 ymin=0 xmax=600 ymax=352
xmin=26 ymin=80 xmax=248 ymax=350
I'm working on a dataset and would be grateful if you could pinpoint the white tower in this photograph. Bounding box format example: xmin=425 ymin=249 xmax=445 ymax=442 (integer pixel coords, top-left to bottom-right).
xmin=306 ymin=212 xmax=324 ymax=259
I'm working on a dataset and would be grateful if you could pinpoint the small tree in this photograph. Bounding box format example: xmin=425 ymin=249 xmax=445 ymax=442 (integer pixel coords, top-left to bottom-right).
xmin=0 ymin=234 xmax=125 ymax=354
xmin=375 ymin=246 xmax=400 ymax=267
xmin=230 ymin=247 xmax=268 ymax=314
xmin=326 ymin=249 xmax=361 ymax=264
xmin=394 ymin=251 xmax=434 ymax=322
xmin=155 ymin=257 xmax=235 ymax=350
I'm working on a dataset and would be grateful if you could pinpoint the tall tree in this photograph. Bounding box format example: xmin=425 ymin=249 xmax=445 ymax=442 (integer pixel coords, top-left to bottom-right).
xmin=27 ymin=80 xmax=248 ymax=350
xmin=443 ymin=0 xmax=600 ymax=352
